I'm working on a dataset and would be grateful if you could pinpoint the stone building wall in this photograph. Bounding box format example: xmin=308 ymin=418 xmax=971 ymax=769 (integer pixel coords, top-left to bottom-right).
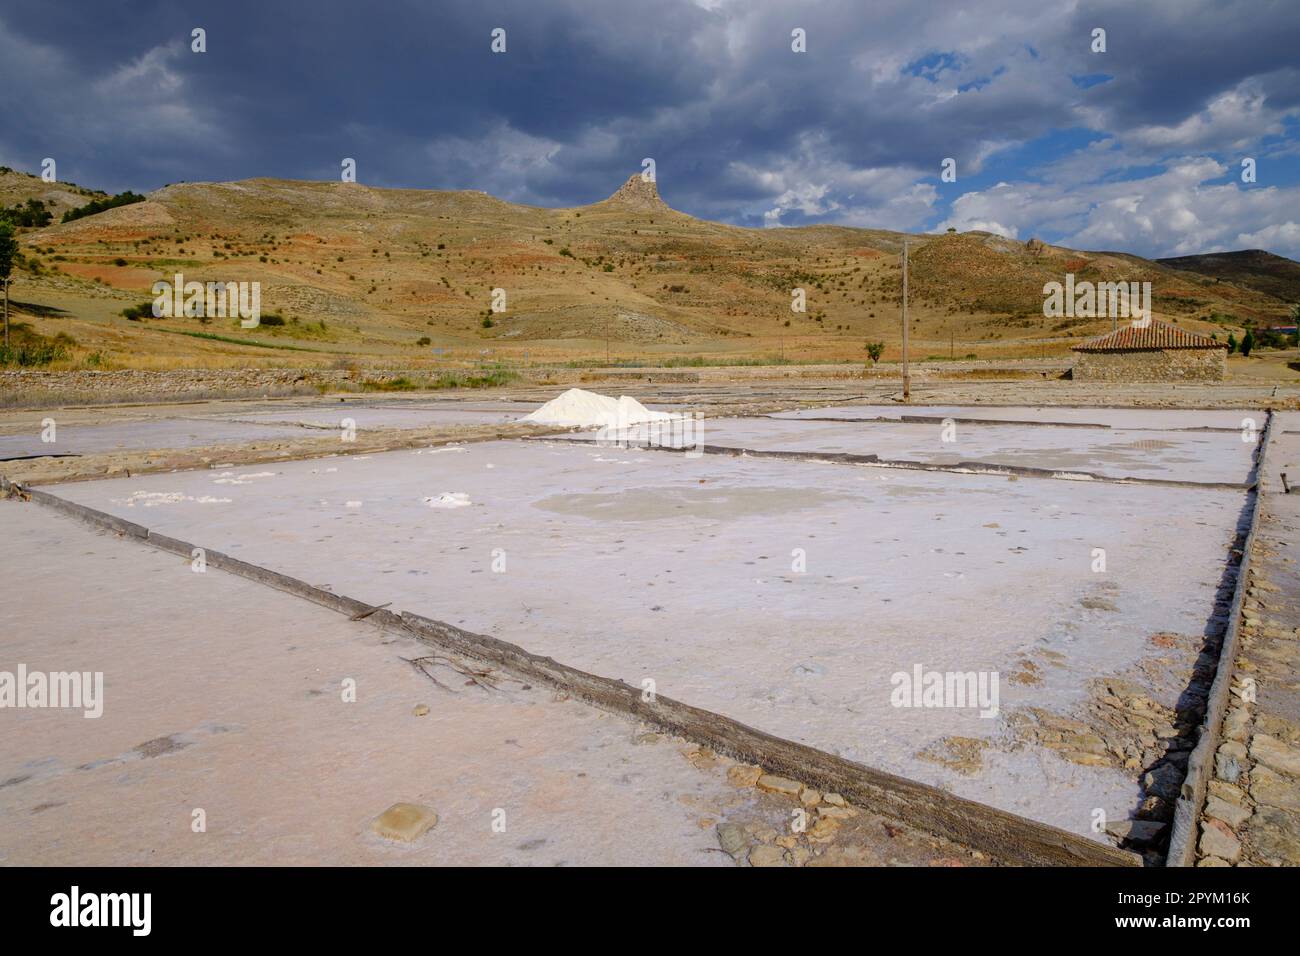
xmin=1072 ymin=347 xmax=1226 ymax=383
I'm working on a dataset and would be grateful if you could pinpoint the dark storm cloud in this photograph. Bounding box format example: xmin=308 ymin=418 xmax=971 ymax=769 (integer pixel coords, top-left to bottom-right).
xmin=0 ymin=0 xmax=1297 ymax=255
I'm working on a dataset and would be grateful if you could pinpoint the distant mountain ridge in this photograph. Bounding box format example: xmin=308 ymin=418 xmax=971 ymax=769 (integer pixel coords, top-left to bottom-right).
xmin=1157 ymin=250 xmax=1300 ymax=306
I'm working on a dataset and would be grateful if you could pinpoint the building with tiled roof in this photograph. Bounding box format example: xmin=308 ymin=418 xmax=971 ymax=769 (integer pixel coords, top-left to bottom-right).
xmin=1070 ymin=320 xmax=1227 ymax=382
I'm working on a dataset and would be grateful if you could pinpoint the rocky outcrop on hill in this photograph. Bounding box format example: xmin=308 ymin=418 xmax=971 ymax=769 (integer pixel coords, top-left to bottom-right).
xmin=605 ymin=174 xmax=668 ymax=210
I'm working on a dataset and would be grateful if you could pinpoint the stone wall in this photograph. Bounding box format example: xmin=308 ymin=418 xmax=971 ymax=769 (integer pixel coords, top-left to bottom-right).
xmin=1072 ymin=348 xmax=1226 ymax=383
xmin=0 ymin=368 xmax=412 ymax=407
xmin=1 ymin=359 xmax=1079 ymax=407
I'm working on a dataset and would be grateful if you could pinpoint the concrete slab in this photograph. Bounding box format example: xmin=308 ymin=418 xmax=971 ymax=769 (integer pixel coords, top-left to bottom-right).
xmin=0 ymin=418 xmax=310 ymax=459
xmin=47 ymin=434 xmax=1250 ymax=838
xmin=0 ymin=500 xmax=751 ymax=866
xmin=228 ymin=406 xmax=522 ymax=430
xmin=772 ymin=405 xmax=1263 ymax=431
xmin=578 ymin=416 xmax=1258 ymax=484
xmin=0 ymin=399 xmax=547 ymax=460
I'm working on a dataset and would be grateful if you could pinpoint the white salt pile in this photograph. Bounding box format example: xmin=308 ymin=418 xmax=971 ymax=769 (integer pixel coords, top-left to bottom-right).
xmin=521 ymin=388 xmax=677 ymax=428
xmin=424 ymin=492 xmax=472 ymax=509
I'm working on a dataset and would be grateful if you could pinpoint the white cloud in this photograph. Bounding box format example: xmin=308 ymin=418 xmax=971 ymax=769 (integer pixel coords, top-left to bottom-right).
xmin=729 ymin=133 xmax=937 ymax=230
xmin=1235 ymin=221 xmax=1300 ymax=252
xmin=2 ymin=0 xmax=1298 ymax=262
xmin=1126 ymin=82 xmax=1286 ymax=154
xmin=938 ymin=158 xmax=1300 ymax=258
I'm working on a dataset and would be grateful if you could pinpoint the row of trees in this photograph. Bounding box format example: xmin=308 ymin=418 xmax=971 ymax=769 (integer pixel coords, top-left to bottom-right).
xmin=61 ymin=191 xmax=145 ymax=223
xmin=1225 ymin=309 xmax=1300 ymax=357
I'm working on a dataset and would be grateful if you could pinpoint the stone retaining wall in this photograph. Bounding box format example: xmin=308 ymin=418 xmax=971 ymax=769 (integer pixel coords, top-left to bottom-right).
xmin=0 ymin=367 xmax=502 ymax=406
xmin=0 ymin=360 xmax=1073 ymax=407
xmin=1073 ymin=348 xmax=1226 ymax=383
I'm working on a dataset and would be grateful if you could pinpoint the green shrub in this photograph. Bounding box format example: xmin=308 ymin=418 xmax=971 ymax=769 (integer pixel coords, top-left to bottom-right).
xmin=0 ymin=325 xmax=74 ymax=367
xmin=360 ymin=376 xmax=419 ymax=392
xmin=1 ymin=198 xmax=53 ymax=227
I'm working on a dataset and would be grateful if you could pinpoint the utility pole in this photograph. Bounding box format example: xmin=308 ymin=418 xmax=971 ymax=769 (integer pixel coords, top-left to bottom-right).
xmin=901 ymin=238 xmax=910 ymax=401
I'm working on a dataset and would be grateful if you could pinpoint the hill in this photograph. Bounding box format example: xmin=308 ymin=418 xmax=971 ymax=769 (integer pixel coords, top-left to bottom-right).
xmin=1156 ymin=249 xmax=1300 ymax=307
xmin=0 ymin=167 xmax=107 ymax=223
xmin=3 ymin=168 xmax=1297 ymax=370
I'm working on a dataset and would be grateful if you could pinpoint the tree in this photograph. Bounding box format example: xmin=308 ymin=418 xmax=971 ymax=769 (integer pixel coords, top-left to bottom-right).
xmin=0 ymin=217 xmax=17 ymax=349
xmin=0 ymin=198 xmax=52 ymax=227
xmin=1240 ymin=330 xmax=1254 ymax=358
xmin=865 ymin=341 xmax=885 ymax=364
xmin=1226 ymin=333 xmax=1237 ymax=354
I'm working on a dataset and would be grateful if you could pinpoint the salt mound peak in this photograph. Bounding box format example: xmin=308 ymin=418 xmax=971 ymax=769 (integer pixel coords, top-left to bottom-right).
xmin=522 ymin=388 xmax=677 ymax=428
xmin=606 ymin=174 xmax=667 ymax=210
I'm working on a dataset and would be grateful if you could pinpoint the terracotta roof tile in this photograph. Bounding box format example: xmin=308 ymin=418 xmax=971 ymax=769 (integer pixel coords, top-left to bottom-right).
xmin=1071 ymin=320 xmax=1226 ymax=352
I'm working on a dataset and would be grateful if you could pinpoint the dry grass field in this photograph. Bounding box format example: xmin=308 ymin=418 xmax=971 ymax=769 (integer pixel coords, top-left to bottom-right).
xmin=3 ymin=168 xmax=1297 ymax=381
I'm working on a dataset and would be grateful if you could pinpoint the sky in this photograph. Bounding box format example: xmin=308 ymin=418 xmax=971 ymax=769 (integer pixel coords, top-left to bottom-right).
xmin=2 ymin=0 xmax=1299 ymax=259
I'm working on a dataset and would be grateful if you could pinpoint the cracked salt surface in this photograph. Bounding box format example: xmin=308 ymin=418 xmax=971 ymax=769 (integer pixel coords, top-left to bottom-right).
xmin=57 ymin=426 xmax=1248 ymax=838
